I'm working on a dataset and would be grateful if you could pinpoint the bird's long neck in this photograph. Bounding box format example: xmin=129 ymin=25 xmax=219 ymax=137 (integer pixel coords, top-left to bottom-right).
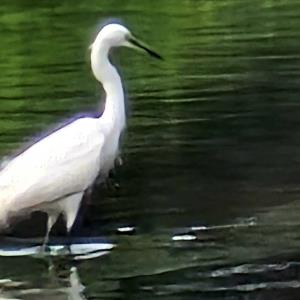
xmin=91 ymin=42 xmax=126 ymax=135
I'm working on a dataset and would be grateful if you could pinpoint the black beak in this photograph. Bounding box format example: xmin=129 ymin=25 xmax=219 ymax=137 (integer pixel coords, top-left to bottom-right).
xmin=127 ymin=35 xmax=163 ymax=60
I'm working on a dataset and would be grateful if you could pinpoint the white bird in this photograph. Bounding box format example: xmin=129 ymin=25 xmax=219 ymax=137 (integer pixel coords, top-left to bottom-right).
xmin=0 ymin=23 xmax=161 ymax=248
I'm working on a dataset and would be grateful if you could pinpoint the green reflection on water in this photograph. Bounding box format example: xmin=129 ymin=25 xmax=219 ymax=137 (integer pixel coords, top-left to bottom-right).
xmin=0 ymin=0 xmax=300 ymax=299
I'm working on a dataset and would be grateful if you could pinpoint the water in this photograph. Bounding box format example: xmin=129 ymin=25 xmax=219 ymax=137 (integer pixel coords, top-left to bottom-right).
xmin=1 ymin=0 xmax=300 ymax=299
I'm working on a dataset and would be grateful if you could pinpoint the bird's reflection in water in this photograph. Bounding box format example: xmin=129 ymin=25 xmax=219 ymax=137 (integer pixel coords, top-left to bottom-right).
xmin=0 ymin=261 xmax=87 ymax=300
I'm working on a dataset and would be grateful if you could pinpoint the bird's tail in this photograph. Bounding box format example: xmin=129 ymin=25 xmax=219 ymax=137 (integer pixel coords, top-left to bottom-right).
xmin=0 ymin=202 xmax=10 ymax=232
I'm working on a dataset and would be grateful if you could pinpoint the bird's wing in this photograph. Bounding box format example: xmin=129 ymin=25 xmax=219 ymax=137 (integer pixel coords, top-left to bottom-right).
xmin=0 ymin=117 xmax=104 ymax=219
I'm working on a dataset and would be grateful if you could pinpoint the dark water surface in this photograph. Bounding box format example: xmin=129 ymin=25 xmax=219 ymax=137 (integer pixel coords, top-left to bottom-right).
xmin=1 ymin=0 xmax=300 ymax=299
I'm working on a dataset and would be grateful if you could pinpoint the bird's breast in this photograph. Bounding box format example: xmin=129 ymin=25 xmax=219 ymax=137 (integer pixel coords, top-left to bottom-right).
xmin=100 ymin=132 xmax=120 ymax=176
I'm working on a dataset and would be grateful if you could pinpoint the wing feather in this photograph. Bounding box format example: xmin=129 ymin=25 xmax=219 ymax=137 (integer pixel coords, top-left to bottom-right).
xmin=0 ymin=117 xmax=104 ymax=222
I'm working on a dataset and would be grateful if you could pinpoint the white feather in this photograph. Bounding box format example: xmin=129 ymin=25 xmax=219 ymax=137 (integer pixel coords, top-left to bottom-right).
xmin=0 ymin=117 xmax=104 ymax=224
xmin=0 ymin=23 xmax=159 ymax=244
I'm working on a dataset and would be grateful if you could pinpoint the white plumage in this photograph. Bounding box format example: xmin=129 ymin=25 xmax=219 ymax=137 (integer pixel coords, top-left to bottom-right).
xmin=0 ymin=118 xmax=104 ymax=226
xmin=0 ymin=23 xmax=161 ymax=247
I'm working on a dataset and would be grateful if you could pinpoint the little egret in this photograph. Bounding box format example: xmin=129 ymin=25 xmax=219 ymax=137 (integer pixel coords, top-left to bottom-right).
xmin=0 ymin=23 xmax=161 ymax=248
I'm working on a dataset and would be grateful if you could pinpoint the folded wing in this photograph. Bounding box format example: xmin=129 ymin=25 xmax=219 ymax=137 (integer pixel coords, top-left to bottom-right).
xmin=0 ymin=117 xmax=104 ymax=224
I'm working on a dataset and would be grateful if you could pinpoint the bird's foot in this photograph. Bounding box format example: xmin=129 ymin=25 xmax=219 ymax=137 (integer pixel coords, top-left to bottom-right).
xmin=36 ymin=244 xmax=50 ymax=257
xmin=106 ymin=176 xmax=120 ymax=190
xmin=48 ymin=244 xmax=71 ymax=256
xmin=32 ymin=244 xmax=51 ymax=260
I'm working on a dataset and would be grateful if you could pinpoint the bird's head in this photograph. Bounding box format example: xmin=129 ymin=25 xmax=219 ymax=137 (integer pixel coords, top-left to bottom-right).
xmin=91 ymin=23 xmax=162 ymax=60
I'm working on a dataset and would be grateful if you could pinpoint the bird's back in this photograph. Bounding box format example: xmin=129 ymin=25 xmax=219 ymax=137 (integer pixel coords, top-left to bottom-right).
xmin=0 ymin=117 xmax=104 ymax=228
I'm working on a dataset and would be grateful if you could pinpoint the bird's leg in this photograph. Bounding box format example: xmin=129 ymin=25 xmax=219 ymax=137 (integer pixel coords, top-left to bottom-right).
xmin=104 ymin=155 xmax=123 ymax=190
xmin=65 ymin=231 xmax=73 ymax=255
xmin=41 ymin=231 xmax=50 ymax=253
xmin=60 ymin=192 xmax=84 ymax=255
xmin=106 ymin=169 xmax=120 ymax=190
xmin=41 ymin=213 xmax=59 ymax=253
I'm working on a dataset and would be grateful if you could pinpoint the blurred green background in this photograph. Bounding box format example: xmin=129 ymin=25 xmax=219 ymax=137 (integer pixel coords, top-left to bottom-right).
xmin=0 ymin=0 xmax=300 ymax=299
